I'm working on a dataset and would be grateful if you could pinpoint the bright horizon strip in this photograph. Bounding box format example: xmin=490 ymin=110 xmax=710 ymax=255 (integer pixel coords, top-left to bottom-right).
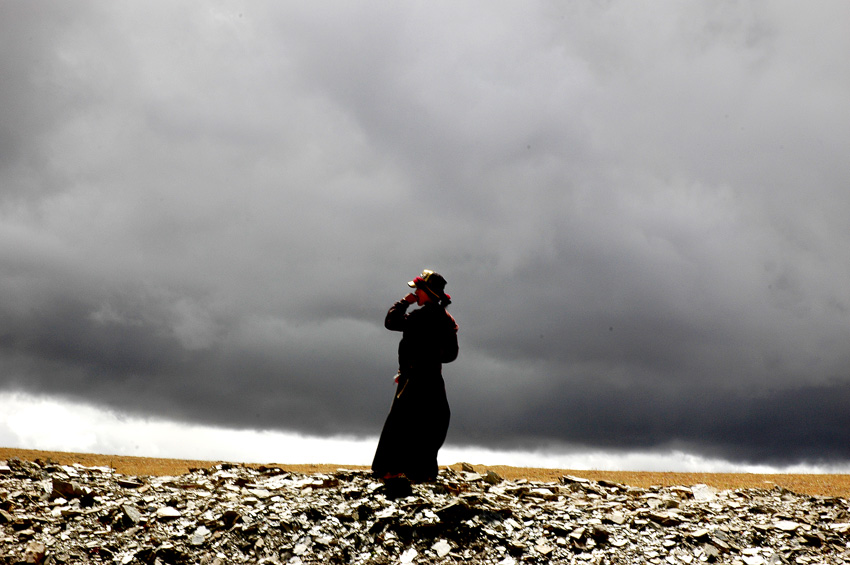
xmin=2 ymin=391 xmax=849 ymax=475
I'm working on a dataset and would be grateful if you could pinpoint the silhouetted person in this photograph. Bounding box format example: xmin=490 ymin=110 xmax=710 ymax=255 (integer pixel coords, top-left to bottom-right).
xmin=371 ymin=269 xmax=458 ymax=482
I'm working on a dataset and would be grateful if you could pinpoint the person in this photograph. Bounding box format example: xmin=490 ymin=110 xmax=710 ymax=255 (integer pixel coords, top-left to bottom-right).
xmin=371 ymin=269 xmax=459 ymax=482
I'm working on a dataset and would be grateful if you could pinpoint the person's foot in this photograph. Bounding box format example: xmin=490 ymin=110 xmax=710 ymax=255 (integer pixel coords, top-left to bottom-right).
xmin=380 ymin=475 xmax=413 ymax=499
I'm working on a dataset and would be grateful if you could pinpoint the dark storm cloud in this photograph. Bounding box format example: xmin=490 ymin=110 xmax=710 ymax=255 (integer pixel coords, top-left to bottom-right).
xmin=2 ymin=1 xmax=850 ymax=466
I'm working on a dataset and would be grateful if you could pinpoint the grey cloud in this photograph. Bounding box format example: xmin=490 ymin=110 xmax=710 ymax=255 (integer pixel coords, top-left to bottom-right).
xmin=2 ymin=1 xmax=850 ymax=466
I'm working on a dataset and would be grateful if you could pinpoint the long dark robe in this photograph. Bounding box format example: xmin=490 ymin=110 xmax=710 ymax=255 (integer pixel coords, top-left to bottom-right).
xmin=371 ymin=300 xmax=458 ymax=482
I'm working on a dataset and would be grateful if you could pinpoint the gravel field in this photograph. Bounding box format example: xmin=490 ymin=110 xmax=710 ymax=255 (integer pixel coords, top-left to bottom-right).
xmin=4 ymin=450 xmax=850 ymax=564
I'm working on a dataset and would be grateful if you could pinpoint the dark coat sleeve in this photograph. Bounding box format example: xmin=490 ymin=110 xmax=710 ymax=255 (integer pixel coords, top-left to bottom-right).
xmin=385 ymin=300 xmax=410 ymax=332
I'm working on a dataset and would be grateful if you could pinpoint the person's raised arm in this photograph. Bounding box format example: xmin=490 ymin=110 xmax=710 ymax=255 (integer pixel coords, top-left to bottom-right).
xmin=385 ymin=293 xmax=417 ymax=331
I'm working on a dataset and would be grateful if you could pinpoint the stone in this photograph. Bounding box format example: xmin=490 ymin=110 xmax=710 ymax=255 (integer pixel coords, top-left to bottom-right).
xmin=50 ymin=478 xmax=86 ymax=500
xmin=432 ymin=539 xmax=452 ymax=557
xmin=121 ymin=503 xmax=144 ymax=525
xmin=2 ymin=459 xmax=850 ymax=564
xmin=648 ymin=510 xmax=683 ymax=526
xmin=702 ymin=543 xmax=722 ymax=560
xmin=23 ymin=541 xmax=46 ymax=564
xmin=156 ymin=506 xmax=182 ymax=519
xmin=116 ymin=477 xmax=144 ymax=489
xmin=774 ymin=520 xmax=802 ymax=531
xmin=691 ymin=483 xmax=718 ymax=501
xmin=483 ymin=470 xmax=503 ymax=485
xmin=590 ymin=524 xmax=611 ymax=543
xmin=190 ymin=526 xmax=211 ymax=546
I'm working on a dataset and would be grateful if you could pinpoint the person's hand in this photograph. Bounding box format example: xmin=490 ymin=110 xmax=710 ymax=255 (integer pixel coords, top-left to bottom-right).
xmin=403 ymin=292 xmax=417 ymax=304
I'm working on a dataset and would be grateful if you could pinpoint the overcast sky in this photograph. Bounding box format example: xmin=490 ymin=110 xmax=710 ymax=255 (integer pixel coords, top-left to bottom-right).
xmin=2 ymin=1 xmax=850 ymax=470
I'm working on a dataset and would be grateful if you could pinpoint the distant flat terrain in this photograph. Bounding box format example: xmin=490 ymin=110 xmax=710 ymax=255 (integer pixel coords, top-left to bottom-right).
xmin=3 ymin=447 xmax=849 ymax=498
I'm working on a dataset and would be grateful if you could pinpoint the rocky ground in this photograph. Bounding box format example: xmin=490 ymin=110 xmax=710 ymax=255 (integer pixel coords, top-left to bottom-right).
xmin=2 ymin=457 xmax=850 ymax=564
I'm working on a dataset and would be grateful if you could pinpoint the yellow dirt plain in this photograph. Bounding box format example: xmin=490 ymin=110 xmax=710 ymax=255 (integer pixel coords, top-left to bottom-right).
xmin=3 ymin=447 xmax=850 ymax=499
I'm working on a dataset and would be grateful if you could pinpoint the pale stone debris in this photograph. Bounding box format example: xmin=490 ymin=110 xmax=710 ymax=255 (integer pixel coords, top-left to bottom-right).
xmin=1 ymin=457 xmax=850 ymax=564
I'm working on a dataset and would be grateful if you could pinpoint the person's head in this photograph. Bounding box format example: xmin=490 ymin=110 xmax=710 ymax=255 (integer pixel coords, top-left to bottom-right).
xmin=413 ymin=287 xmax=431 ymax=306
xmin=408 ymin=269 xmax=451 ymax=306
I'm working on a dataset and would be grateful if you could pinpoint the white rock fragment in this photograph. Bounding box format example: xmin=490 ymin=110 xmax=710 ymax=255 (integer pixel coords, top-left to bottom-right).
xmin=691 ymin=483 xmax=718 ymax=501
xmin=534 ymin=543 xmax=554 ymax=555
xmin=399 ymin=548 xmax=417 ymax=563
xmin=61 ymin=465 xmax=80 ymax=477
xmin=190 ymin=525 xmax=210 ymax=546
xmin=293 ymin=543 xmax=309 ymax=555
xmin=155 ymin=506 xmax=181 ymax=519
xmin=432 ymin=539 xmax=452 ymax=558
